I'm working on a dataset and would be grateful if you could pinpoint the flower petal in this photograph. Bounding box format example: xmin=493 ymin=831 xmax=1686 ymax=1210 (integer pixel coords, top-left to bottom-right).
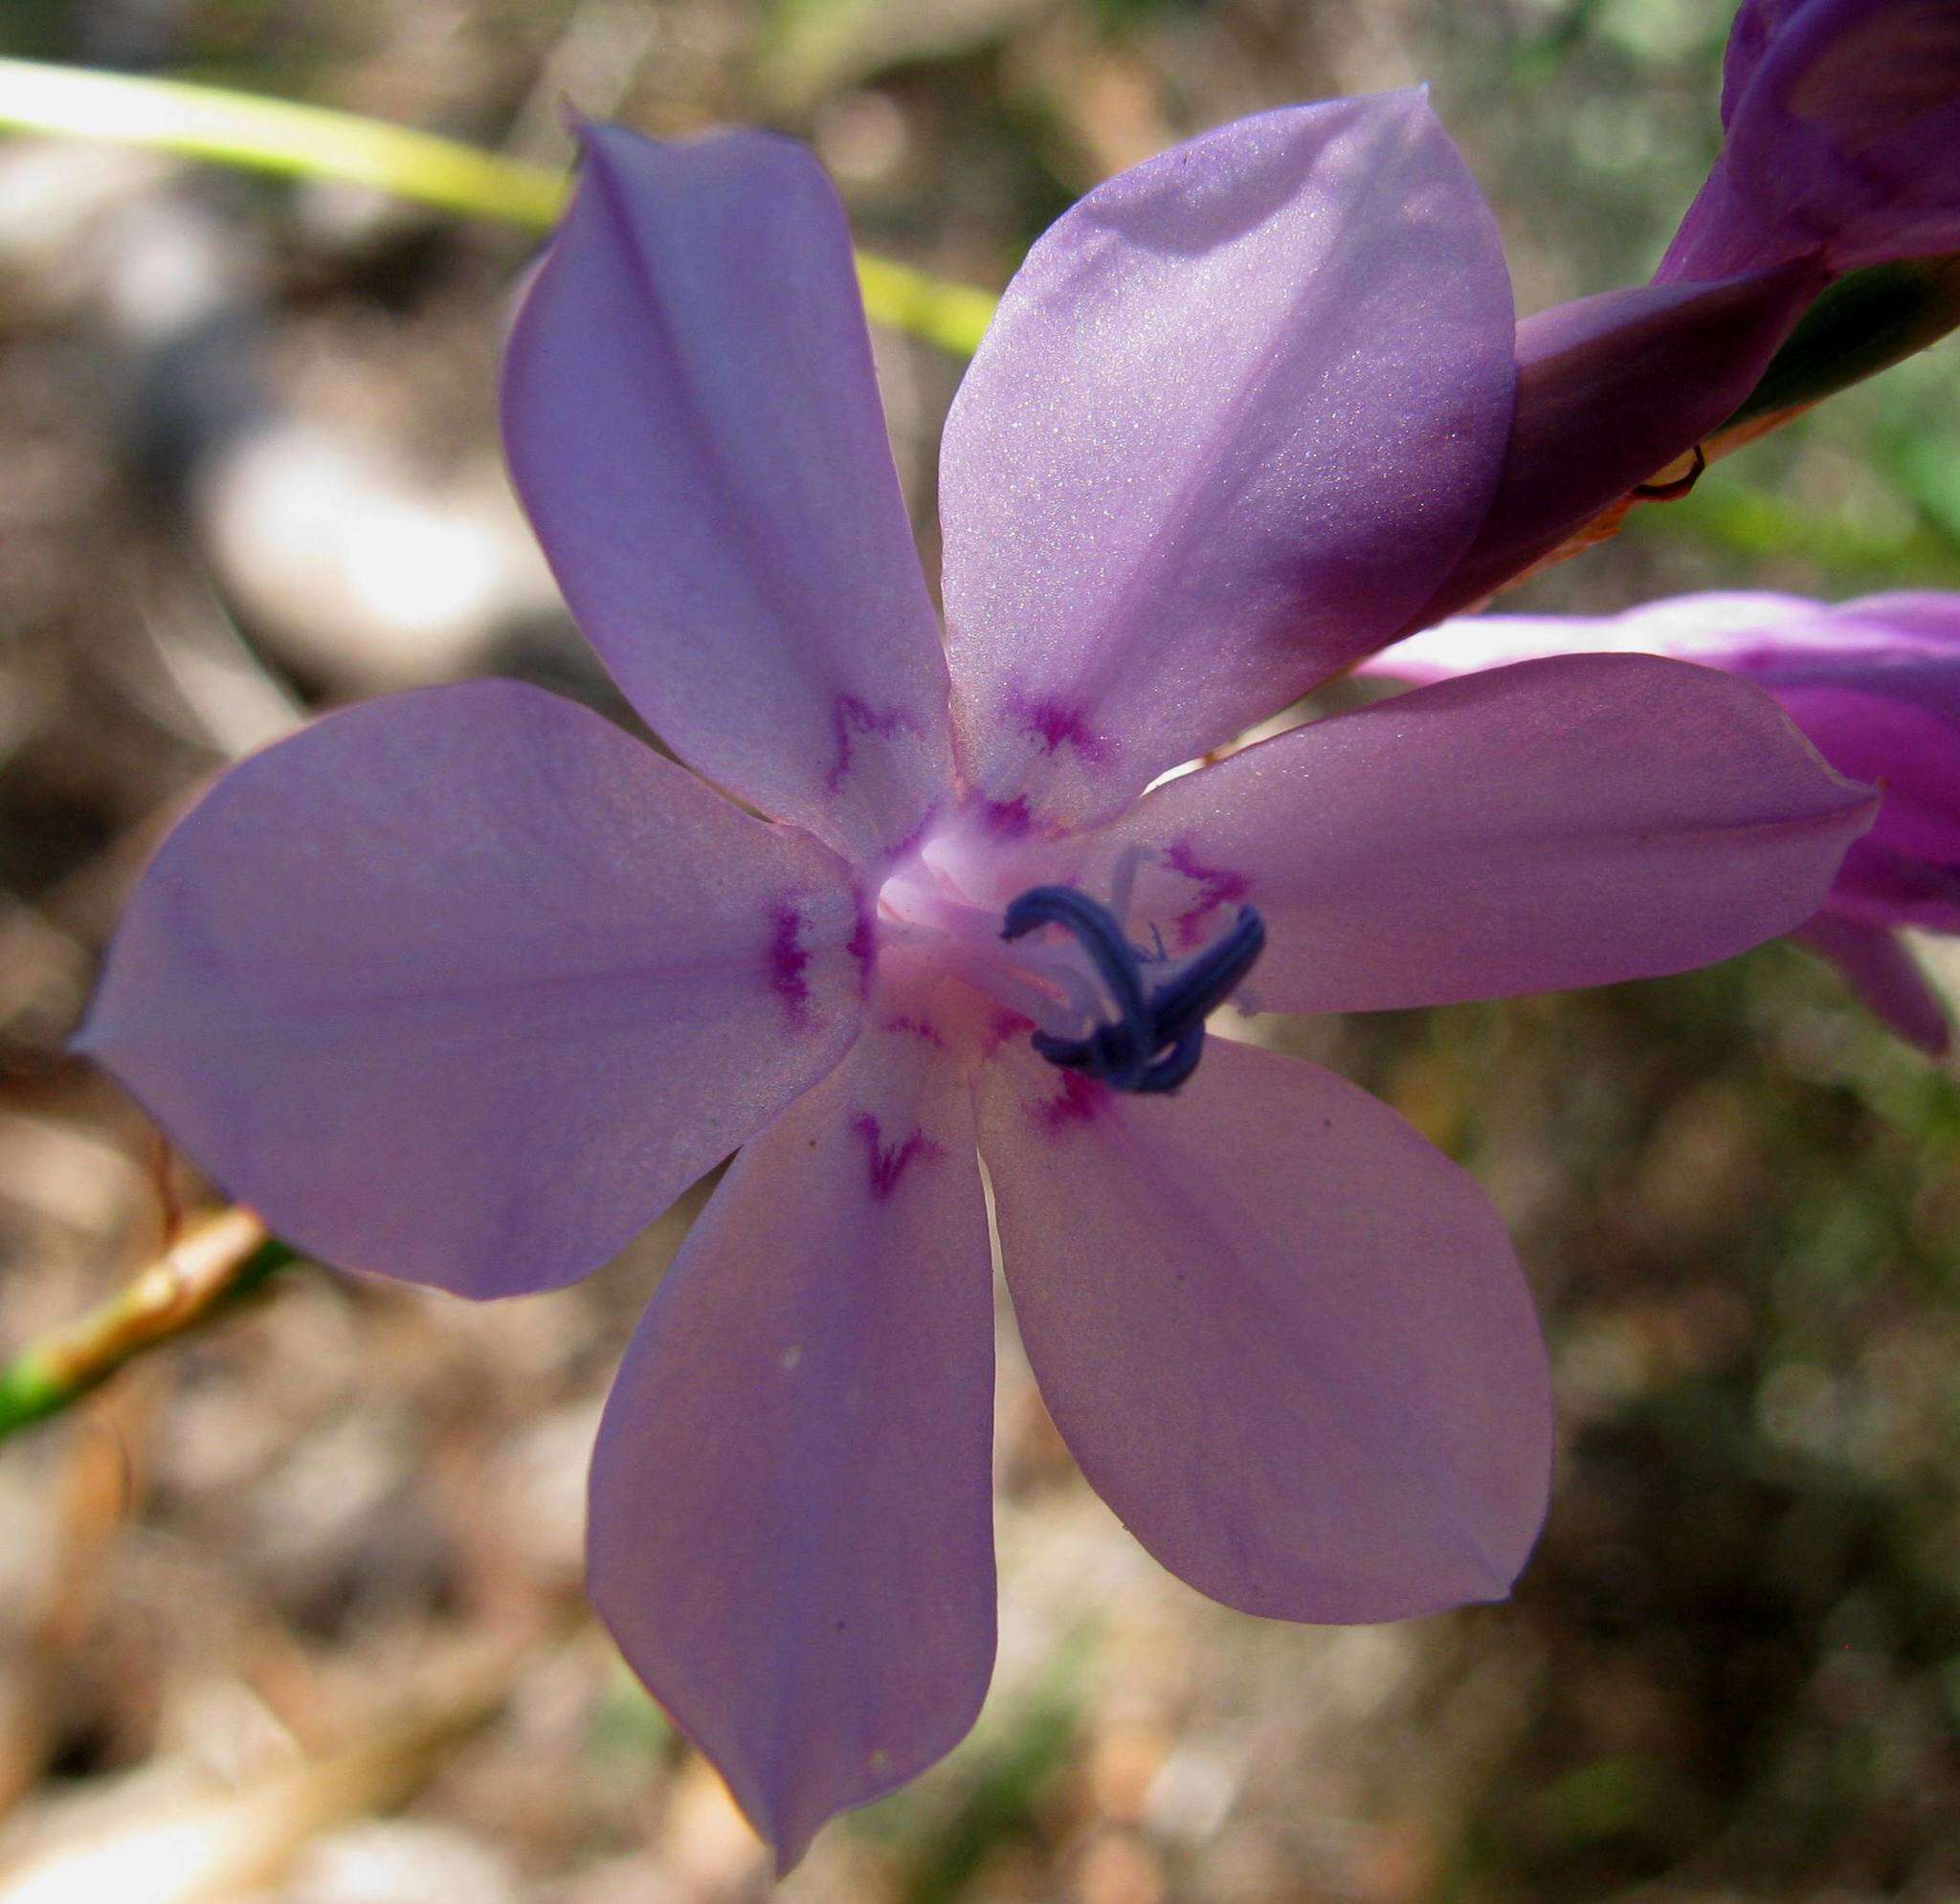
xmin=589 ymin=1023 xmax=994 ymax=1873
xmin=1833 ymin=590 xmax=1960 ymax=649
xmin=1796 ymin=912 xmax=1952 ymax=1052
xmin=1061 ymin=654 xmax=1876 ymax=1015
xmin=979 ymin=1033 xmax=1549 ymax=1622
xmin=1660 ymin=0 xmax=1960 ymax=279
xmin=1383 ymin=590 xmax=1960 ymax=676
xmin=1370 ymin=592 xmax=1830 ymax=678
xmin=938 ymin=92 xmax=1514 ymax=831
xmin=1405 ymin=267 xmax=1820 ymax=630
xmin=78 ymin=681 xmax=865 ymax=1297
xmin=501 ymin=123 xmax=954 ymax=869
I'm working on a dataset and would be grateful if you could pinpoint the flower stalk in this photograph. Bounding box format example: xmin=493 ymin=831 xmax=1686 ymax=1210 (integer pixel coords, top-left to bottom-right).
xmin=0 ymin=1206 xmax=295 ymax=1440
xmin=0 ymin=56 xmax=998 ymax=357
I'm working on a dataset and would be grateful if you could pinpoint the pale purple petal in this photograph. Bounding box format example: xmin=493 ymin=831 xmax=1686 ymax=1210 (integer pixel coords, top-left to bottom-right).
xmin=978 ymin=1033 xmax=1549 ymax=1622
xmin=589 ymin=1022 xmax=993 ymax=1873
xmin=1796 ymin=912 xmax=1952 ymax=1052
xmin=78 ymin=682 xmax=865 ymax=1297
xmin=1831 ymin=591 xmax=1960 ymax=649
xmin=502 ymin=124 xmax=953 ymax=869
xmin=1404 ymin=268 xmax=1820 ymax=630
xmin=1660 ymin=0 xmax=1960 ymax=280
xmin=1056 ymin=654 xmax=1876 ymax=1015
xmin=1375 ymin=589 xmax=1960 ymax=690
xmin=1371 ymin=593 xmax=1839 ymax=680
xmin=938 ymin=92 xmax=1515 ymax=832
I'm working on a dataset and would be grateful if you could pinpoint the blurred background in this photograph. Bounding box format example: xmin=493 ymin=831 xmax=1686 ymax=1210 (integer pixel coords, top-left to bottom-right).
xmin=2 ymin=1 xmax=1958 ymax=1899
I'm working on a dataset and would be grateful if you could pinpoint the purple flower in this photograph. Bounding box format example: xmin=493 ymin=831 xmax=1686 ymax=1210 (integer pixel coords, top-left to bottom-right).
xmin=1374 ymin=592 xmax=1960 ymax=1054
xmin=1419 ymin=0 xmax=1960 ymax=629
xmin=78 ymin=102 xmax=1875 ymax=1868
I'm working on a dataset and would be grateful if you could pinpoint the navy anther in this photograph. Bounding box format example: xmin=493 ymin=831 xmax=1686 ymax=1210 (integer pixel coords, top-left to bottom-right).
xmin=1002 ymin=885 xmax=1155 ymax=1079
xmin=1131 ymin=1020 xmax=1206 ymax=1095
xmin=1147 ymin=905 xmax=1266 ymax=1031
xmin=1002 ymin=882 xmax=1264 ymax=1095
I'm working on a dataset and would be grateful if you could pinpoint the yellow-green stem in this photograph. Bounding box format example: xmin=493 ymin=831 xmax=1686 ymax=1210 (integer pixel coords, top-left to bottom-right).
xmin=0 ymin=1207 xmax=297 ymax=1439
xmin=0 ymin=57 xmax=999 ymax=356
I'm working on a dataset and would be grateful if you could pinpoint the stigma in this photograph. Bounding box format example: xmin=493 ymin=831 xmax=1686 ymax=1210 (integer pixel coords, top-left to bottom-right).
xmin=1001 ymin=883 xmax=1264 ymax=1095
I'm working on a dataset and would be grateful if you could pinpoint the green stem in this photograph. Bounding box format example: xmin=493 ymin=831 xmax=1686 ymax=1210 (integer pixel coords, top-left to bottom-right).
xmin=0 ymin=1208 xmax=297 ymax=1439
xmin=0 ymin=56 xmax=998 ymax=357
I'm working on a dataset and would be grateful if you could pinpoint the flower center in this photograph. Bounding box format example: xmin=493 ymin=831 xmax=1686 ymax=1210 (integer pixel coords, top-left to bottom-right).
xmin=1003 ymin=885 xmax=1265 ymax=1093
xmin=874 ymin=838 xmax=1264 ymax=1095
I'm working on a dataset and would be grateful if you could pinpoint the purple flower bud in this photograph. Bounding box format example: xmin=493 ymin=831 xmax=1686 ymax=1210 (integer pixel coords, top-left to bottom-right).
xmin=1424 ymin=0 xmax=1960 ymax=625
xmin=1660 ymin=0 xmax=1960 ymax=282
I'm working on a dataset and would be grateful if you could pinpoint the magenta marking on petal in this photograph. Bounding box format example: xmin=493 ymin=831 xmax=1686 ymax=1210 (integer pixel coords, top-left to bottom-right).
xmin=1165 ymin=839 xmax=1251 ymax=948
xmin=826 ymin=694 xmax=922 ymax=794
xmin=880 ymin=1014 xmax=947 ymax=1050
xmin=1035 ymin=1072 xmax=1105 ymax=1133
xmin=983 ymin=1007 xmax=1032 ymax=1056
xmin=980 ymin=795 xmax=1035 ymax=839
xmin=768 ymin=904 xmax=812 ymax=1023
xmin=848 ymin=895 xmax=878 ymax=998
xmin=852 ymin=1114 xmax=942 ymax=1202
xmin=1006 ymin=689 xmax=1109 ymax=764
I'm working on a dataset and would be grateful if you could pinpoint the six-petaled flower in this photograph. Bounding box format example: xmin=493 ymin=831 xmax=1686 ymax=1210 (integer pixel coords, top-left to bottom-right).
xmin=79 ymin=96 xmax=1877 ymax=1868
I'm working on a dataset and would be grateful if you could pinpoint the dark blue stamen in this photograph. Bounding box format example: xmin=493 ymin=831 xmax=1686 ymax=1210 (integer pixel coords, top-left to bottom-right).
xmin=1144 ymin=905 xmax=1266 ymax=1031
xmin=1002 ymin=883 xmax=1265 ymax=1095
xmin=1130 ymin=1020 xmax=1207 ymax=1095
